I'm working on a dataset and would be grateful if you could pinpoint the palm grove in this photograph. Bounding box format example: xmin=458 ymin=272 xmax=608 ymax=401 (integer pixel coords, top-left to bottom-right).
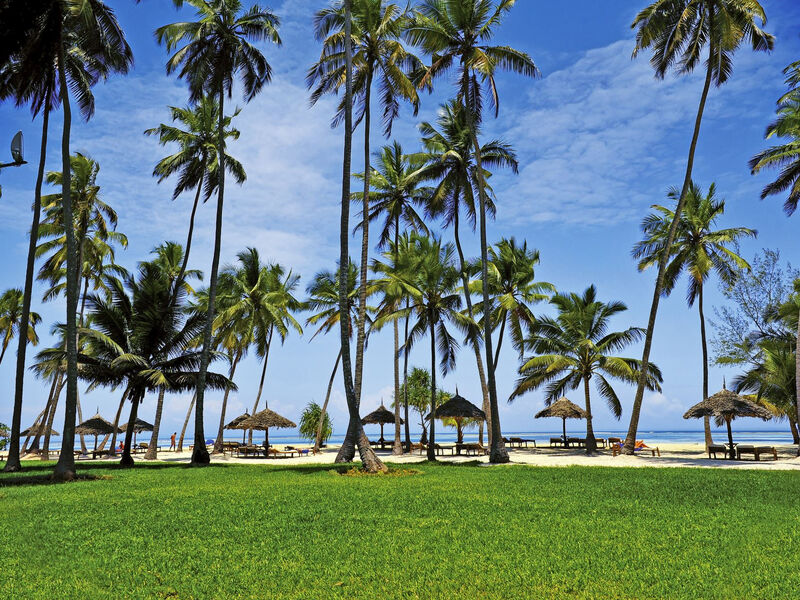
xmin=1 ymin=0 xmax=796 ymax=476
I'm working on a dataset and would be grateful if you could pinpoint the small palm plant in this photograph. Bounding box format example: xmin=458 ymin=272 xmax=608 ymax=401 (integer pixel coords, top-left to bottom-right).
xmin=511 ymin=286 xmax=663 ymax=454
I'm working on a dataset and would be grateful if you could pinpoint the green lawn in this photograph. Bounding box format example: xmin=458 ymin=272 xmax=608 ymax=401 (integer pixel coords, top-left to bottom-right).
xmin=1 ymin=461 xmax=798 ymax=599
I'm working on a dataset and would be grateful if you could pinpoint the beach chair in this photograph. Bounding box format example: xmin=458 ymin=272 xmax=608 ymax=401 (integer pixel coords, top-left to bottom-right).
xmin=410 ymin=442 xmax=426 ymax=455
xmin=510 ymin=436 xmax=536 ymax=448
xmin=456 ymin=443 xmax=487 ymax=456
xmin=267 ymin=447 xmax=298 ymax=459
xmin=550 ymin=437 xmax=565 ymax=447
xmin=612 ymin=441 xmax=660 ymax=457
xmin=736 ymin=445 xmax=778 ymax=461
xmin=567 ymin=437 xmax=586 ymax=448
xmin=707 ymin=443 xmax=728 ymax=459
xmin=434 ymin=444 xmax=456 ymax=456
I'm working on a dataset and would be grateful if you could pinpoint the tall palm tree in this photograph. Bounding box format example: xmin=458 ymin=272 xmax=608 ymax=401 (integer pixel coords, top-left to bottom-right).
xmin=375 ymin=235 xmax=471 ymax=461
xmin=407 ymin=0 xmax=537 ymax=463
xmin=357 ymin=140 xmax=430 ymax=453
xmin=213 ymin=249 xmax=303 ymax=446
xmin=157 ymin=0 xmax=281 ymax=466
xmin=145 ymin=97 xmax=246 ymax=296
xmin=774 ymin=279 xmax=800 ymax=454
xmin=305 ymin=261 xmax=366 ymax=453
xmin=310 ymin=1 xmax=421 ymax=463
xmin=633 ymin=182 xmax=756 ymax=448
xmin=625 ymin=0 xmax=773 ymax=454
xmin=0 ymin=289 xmax=41 ymax=366
xmin=0 ymin=0 xmax=132 ymax=476
xmin=511 ymin=286 xmax=663 ymax=454
xmin=418 ymin=99 xmax=516 ymax=446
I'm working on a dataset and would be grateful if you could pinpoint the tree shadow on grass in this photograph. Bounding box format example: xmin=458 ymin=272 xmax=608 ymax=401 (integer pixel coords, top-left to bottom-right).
xmin=0 ymin=473 xmax=109 ymax=488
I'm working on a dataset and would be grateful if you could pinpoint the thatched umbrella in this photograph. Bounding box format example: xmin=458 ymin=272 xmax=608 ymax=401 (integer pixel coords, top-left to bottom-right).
xmin=21 ymin=424 xmax=59 ymax=437
xmin=361 ymin=404 xmax=402 ymax=442
xmin=75 ymin=413 xmax=122 ymax=452
xmin=683 ymin=385 xmax=773 ymax=460
xmin=239 ymin=408 xmax=296 ymax=447
xmin=425 ymin=390 xmax=485 ymax=444
xmin=535 ymin=397 xmax=587 ymax=448
xmin=225 ymin=411 xmax=251 ymax=444
xmin=121 ymin=418 xmax=154 ymax=447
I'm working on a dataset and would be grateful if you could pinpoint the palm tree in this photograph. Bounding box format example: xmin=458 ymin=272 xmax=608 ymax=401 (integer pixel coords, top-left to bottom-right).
xmin=475 ymin=238 xmax=554 ymax=373
xmin=157 ymin=0 xmax=281 ymax=466
xmin=750 ymin=60 xmax=800 ymax=215
xmin=145 ymin=97 xmax=246 ymax=295
xmin=305 ymin=261 xmax=365 ymax=453
xmin=0 ymin=0 xmax=132 ymax=476
xmin=774 ymin=279 xmax=800 ymax=454
xmin=0 ymin=289 xmax=41 ymax=366
xmin=310 ymin=1 xmax=421 ymax=464
xmin=213 ymin=249 xmax=303 ymax=447
xmin=407 ymin=0 xmax=537 ymax=462
xmin=624 ymin=0 xmax=773 ymax=454
xmin=375 ymin=235 xmax=471 ymax=461
xmin=511 ymin=286 xmax=663 ymax=454
xmin=357 ymin=141 xmax=430 ymax=453
xmin=633 ymin=182 xmax=756 ymax=448
xmin=418 ymin=99 xmax=517 ymax=445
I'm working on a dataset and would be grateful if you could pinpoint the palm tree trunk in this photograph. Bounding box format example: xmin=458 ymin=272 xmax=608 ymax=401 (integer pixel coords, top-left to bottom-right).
xmin=452 ymin=208 xmax=492 ymax=446
xmin=795 ymin=305 xmax=800 ymax=456
xmin=493 ymin=313 xmax=507 ymax=375
xmin=109 ymin=387 xmax=129 ymax=457
xmin=54 ymin=41 xmax=79 ymax=481
xmin=4 ymin=104 xmax=49 ymax=472
xmin=726 ymin=416 xmax=735 ymax=460
xmin=249 ymin=328 xmax=273 ymax=445
xmin=315 ymin=349 xmax=341 ymax=452
xmin=191 ymin=85 xmax=227 ymax=467
xmin=624 ymin=34 xmax=716 ymax=455
xmin=22 ymin=404 xmax=48 ymax=454
xmin=178 ymin=393 xmax=195 ymax=453
xmin=144 ymin=388 xmax=167 ymax=460
xmin=402 ymin=301 xmax=412 ymax=453
xmin=698 ymin=283 xmax=713 ymax=449
xmin=0 ymin=335 xmax=10 ymax=367
xmin=427 ymin=317 xmax=437 ymax=462
xmin=583 ymin=375 xmax=597 ymax=455
xmin=334 ymin=0 xmax=384 ymax=473
xmin=76 ymin=387 xmax=87 ymax=454
xmin=120 ymin=391 xmax=142 ymax=467
xmin=41 ymin=374 xmax=64 ymax=460
xmin=171 ymin=170 xmax=204 ymax=307
xmin=212 ymin=352 xmax=241 ymax=454
xmin=392 ymin=220 xmax=403 ymax=455
xmin=789 ymin=417 xmax=799 ymax=445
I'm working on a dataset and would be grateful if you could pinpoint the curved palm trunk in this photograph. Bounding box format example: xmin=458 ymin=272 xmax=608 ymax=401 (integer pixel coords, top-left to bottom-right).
xmin=795 ymin=305 xmax=800 ymax=456
xmin=54 ymin=42 xmax=80 ymax=481
xmin=698 ymin=284 xmax=713 ymax=449
xmin=76 ymin=388 xmax=87 ymax=455
xmin=452 ymin=209 xmax=492 ymax=447
xmin=493 ymin=314 xmax=507 ymax=372
xmin=0 ymin=335 xmax=11 ymax=366
xmin=38 ymin=374 xmax=63 ymax=458
xmin=120 ymin=392 xmax=142 ymax=467
xmin=315 ymin=349 xmax=341 ymax=452
xmin=109 ymin=387 xmax=129 ymax=457
xmin=624 ymin=37 xmax=716 ymax=454
xmin=402 ymin=302 xmax=412 ymax=452
xmin=334 ymin=0 xmax=384 ymax=472
xmin=213 ymin=352 xmax=240 ymax=454
xmin=171 ymin=170 xmax=204 ymax=307
xmin=249 ymin=330 xmax=272 ymax=445
xmin=583 ymin=376 xmax=597 ymax=455
xmin=392 ymin=221 xmax=403 ymax=455
xmin=22 ymin=403 xmax=48 ymax=454
xmin=144 ymin=388 xmax=167 ymax=460
xmin=191 ymin=86 xmax=228 ymax=467
xmin=178 ymin=393 xmax=195 ymax=453
xmin=725 ymin=416 xmax=735 ymax=460
xmin=4 ymin=106 xmax=50 ymax=472
xmin=427 ymin=317 xmax=437 ymax=462
xmin=789 ymin=418 xmax=799 ymax=445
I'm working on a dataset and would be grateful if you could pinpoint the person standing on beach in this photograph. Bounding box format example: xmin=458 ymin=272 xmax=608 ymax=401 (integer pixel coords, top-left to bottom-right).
xmin=170 ymin=432 xmax=176 ymax=451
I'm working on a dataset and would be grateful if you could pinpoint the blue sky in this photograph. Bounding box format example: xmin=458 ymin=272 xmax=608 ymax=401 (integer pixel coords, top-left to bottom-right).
xmin=1 ymin=0 xmax=799 ymax=441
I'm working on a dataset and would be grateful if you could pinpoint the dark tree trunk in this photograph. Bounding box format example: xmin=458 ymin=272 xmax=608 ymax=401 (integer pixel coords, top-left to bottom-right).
xmin=120 ymin=392 xmax=142 ymax=467
xmin=403 ymin=301 xmax=411 ymax=452
xmin=624 ymin=31 xmax=716 ymax=454
xmin=795 ymin=306 xmax=800 ymax=456
xmin=213 ymin=352 xmax=240 ymax=454
xmin=334 ymin=1 xmax=384 ymax=472
xmin=427 ymin=317 xmax=437 ymax=462
xmin=392 ymin=309 xmax=403 ymax=455
xmin=41 ymin=374 xmax=64 ymax=460
xmin=109 ymin=387 xmax=129 ymax=456
xmin=178 ymin=393 xmax=195 ymax=453
xmin=726 ymin=417 xmax=735 ymax=460
xmin=27 ymin=370 xmax=58 ymax=455
xmin=583 ymin=376 xmax=597 ymax=455
xmin=249 ymin=327 xmax=273 ymax=445
xmin=53 ymin=42 xmax=79 ymax=481
xmin=191 ymin=85 xmax=228 ymax=467
xmin=144 ymin=388 xmax=166 ymax=459
xmin=789 ymin=418 xmax=799 ymax=445
xmin=698 ymin=283 xmax=713 ymax=449
xmin=170 ymin=169 xmax=204 ymax=309
xmin=315 ymin=349 xmax=341 ymax=452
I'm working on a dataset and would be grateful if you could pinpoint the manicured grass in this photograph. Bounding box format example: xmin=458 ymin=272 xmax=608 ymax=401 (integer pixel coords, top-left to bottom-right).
xmin=1 ymin=461 xmax=799 ymax=599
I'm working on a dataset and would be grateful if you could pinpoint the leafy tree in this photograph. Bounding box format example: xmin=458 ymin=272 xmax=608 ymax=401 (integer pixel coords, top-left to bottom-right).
xmin=157 ymin=0 xmax=281 ymax=465
xmin=511 ymin=286 xmax=663 ymax=454
xmin=625 ymin=0 xmax=773 ymax=454
xmin=633 ymin=182 xmax=756 ymax=448
xmin=299 ymin=402 xmax=333 ymax=444
xmin=0 ymin=289 xmax=41 ymax=366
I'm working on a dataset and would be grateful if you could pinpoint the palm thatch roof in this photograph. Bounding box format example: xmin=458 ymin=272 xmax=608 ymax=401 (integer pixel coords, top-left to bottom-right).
xmin=362 ymin=404 xmax=402 ymax=425
xmin=426 ymin=391 xmax=486 ymax=421
xmin=239 ymin=408 xmax=296 ymax=430
xmin=21 ymin=424 xmax=59 ymax=437
xmin=121 ymin=418 xmax=153 ymax=433
xmin=224 ymin=412 xmax=251 ymax=430
xmin=535 ymin=397 xmax=587 ymax=420
xmin=75 ymin=414 xmax=122 ymax=436
xmin=683 ymin=388 xmax=774 ymax=422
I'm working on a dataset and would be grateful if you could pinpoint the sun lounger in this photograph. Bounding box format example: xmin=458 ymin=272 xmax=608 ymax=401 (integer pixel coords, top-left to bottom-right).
xmin=508 ymin=437 xmax=536 ymax=448
xmin=550 ymin=437 xmax=566 ymax=447
xmin=736 ymin=445 xmax=777 ymax=461
xmin=410 ymin=442 xmax=426 ymax=455
xmin=456 ymin=443 xmax=487 ymax=456
xmin=612 ymin=441 xmax=660 ymax=457
xmin=707 ymin=443 xmax=728 ymax=459
xmin=567 ymin=437 xmax=586 ymax=448
xmin=434 ymin=444 xmax=456 ymax=456
xmin=267 ymin=447 xmax=299 ymax=459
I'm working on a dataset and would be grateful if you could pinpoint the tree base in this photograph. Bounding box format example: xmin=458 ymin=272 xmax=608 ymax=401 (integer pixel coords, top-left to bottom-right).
xmin=191 ymin=445 xmax=210 ymax=466
xmin=143 ymin=450 xmax=158 ymax=460
xmin=120 ymin=454 xmax=134 ymax=468
xmin=52 ymin=464 xmax=75 ymax=482
xmin=489 ymin=447 xmax=510 ymax=464
xmin=2 ymin=460 xmax=22 ymax=473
